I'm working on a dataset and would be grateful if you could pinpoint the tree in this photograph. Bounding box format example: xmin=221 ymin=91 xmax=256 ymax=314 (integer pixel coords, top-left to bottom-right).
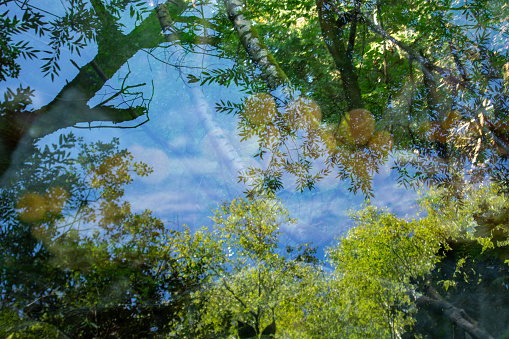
xmin=327 ymin=182 xmax=509 ymax=338
xmin=217 ymin=0 xmax=509 ymax=195
xmin=179 ymin=192 xmax=322 ymax=339
xmin=3 ymin=0 xmax=508 ymax=195
xmin=327 ymin=205 xmax=445 ymax=338
xmin=0 ymin=134 xmax=207 ymax=338
xmin=2 ymin=0 xmax=509 ymax=337
xmin=0 ymin=0 xmax=216 ymax=179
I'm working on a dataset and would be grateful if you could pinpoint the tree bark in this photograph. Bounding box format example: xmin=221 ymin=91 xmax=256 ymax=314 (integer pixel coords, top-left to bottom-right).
xmin=223 ymin=0 xmax=289 ymax=90
xmin=361 ymin=13 xmax=467 ymax=89
xmin=157 ymin=2 xmax=255 ymax=189
xmin=316 ymin=0 xmax=363 ymax=110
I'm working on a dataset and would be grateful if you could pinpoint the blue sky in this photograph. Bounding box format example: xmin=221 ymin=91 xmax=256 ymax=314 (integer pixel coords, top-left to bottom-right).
xmin=3 ymin=0 xmax=423 ymax=254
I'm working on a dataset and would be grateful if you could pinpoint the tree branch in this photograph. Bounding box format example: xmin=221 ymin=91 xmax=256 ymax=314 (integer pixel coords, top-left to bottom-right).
xmin=316 ymin=0 xmax=363 ymax=109
xmin=415 ymin=285 xmax=494 ymax=339
xmin=346 ymin=1 xmax=361 ymax=58
xmin=224 ymin=0 xmax=289 ymax=90
xmin=360 ymin=13 xmax=473 ymax=93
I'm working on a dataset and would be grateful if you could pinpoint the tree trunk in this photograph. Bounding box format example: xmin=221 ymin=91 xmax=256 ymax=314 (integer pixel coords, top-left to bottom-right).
xmin=315 ymin=0 xmax=363 ymax=110
xmin=223 ymin=0 xmax=289 ymax=90
xmin=0 ymin=1 xmax=189 ymax=180
xmin=157 ymin=2 xmax=254 ymax=189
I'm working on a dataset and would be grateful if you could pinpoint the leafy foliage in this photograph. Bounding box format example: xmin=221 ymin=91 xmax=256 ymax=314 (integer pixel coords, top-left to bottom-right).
xmin=0 ymin=134 xmax=208 ymax=338
xmin=2 ymin=0 xmax=509 ymax=337
xmin=0 ymin=7 xmax=44 ymax=81
xmin=177 ymin=192 xmax=325 ymax=338
xmin=322 ymin=182 xmax=509 ymax=338
xmin=0 ymin=85 xmax=35 ymax=117
xmin=202 ymin=0 xmax=509 ymax=195
xmin=327 ymin=205 xmax=445 ymax=337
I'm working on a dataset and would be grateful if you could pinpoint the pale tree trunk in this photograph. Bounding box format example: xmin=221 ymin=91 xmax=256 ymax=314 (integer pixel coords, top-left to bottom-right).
xmin=223 ymin=0 xmax=289 ymax=90
xmin=220 ymin=3 xmax=498 ymax=337
xmin=157 ymin=2 xmax=255 ymax=189
xmin=187 ymin=85 xmax=252 ymax=188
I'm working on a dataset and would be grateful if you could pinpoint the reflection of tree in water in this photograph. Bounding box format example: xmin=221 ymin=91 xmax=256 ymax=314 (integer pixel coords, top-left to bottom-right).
xmin=220 ymin=60 xmax=509 ymax=197
xmin=209 ymin=0 xmax=509 ymax=199
xmin=2 ymin=0 xmax=507 ymax=199
xmin=234 ymin=93 xmax=396 ymax=196
xmin=0 ymin=133 xmax=205 ymax=338
xmin=224 ymin=72 xmax=509 ymax=199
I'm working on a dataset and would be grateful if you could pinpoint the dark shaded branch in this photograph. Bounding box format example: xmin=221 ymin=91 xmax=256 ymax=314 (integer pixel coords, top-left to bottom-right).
xmin=336 ymin=9 xmax=356 ymax=29
xmin=451 ymin=48 xmax=470 ymax=84
xmin=0 ymin=2 xmax=194 ymax=180
xmin=316 ymin=0 xmax=363 ymax=109
xmin=0 ymin=103 xmax=145 ymax=180
xmin=415 ymin=286 xmax=494 ymax=339
xmin=346 ymin=1 xmax=361 ymax=58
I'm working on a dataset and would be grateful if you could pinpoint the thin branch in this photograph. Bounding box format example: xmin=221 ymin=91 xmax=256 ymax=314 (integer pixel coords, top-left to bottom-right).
xmin=360 ymin=13 xmax=473 ymax=93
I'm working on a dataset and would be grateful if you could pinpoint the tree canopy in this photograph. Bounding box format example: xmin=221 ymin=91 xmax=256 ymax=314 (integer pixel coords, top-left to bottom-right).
xmin=1 ymin=0 xmax=509 ymax=337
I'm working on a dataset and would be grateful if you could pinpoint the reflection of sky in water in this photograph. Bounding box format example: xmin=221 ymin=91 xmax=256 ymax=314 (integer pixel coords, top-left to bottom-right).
xmin=37 ymin=47 xmax=419 ymax=253
xmin=14 ymin=17 xmax=421 ymax=254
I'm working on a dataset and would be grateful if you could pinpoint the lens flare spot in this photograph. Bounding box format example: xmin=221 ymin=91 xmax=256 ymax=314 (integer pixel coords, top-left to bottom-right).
xmin=285 ymin=96 xmax=322 ymax=130
xmin=244 ymin=93 xmax=277 ymax=126
xmin=45 ymin=186 xmax=69 ymax=214
xmin=262 ymin=123 xmax=280 ymax=149
xmin=337 ymin=109 xmax=375 ymax=146
xmin=16 ymin=193 xmax=46 ymax=223
xmin=368 ymin=130 xmax=393 ymax=157
xmin=320 ymin=128 xmax=339 ymax=153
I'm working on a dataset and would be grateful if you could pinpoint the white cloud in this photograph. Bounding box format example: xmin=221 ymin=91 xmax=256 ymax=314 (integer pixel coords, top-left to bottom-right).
xmin=129 ymin=145 xmax=171 ymax=184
